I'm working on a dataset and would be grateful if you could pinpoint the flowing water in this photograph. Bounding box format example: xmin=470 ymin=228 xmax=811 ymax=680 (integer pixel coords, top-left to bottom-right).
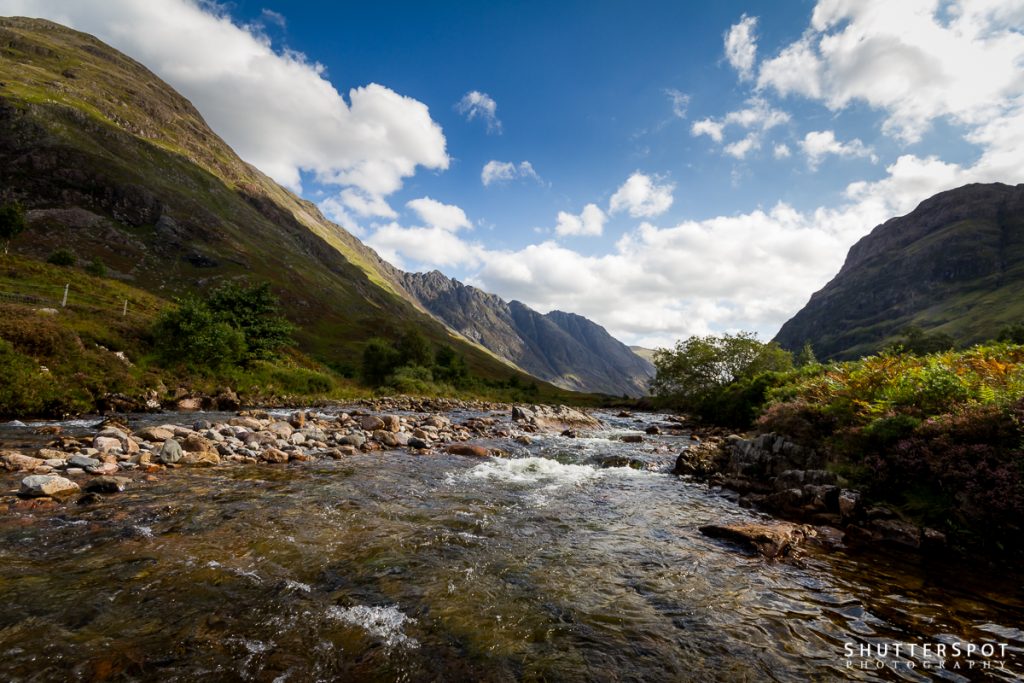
xmin=0 ymin=411 xmax=1022 ymax=682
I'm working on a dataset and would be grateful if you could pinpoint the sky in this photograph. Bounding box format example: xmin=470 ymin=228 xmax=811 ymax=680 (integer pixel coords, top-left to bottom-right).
xmin=3 ymin=0 xmax=1024 ymax=348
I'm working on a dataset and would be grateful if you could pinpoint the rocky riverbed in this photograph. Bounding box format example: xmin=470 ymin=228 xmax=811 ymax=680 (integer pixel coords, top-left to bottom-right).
xmin=1 ymin=404 xmax=1022 ymax=680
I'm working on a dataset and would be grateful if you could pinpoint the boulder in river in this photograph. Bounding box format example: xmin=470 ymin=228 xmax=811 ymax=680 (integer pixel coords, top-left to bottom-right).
xmin=19 ymin=475 xmax=80 ymax=500
xmin=446 ymin=444 xmax=490 ymax=458
xmin=84 ymin=476 xmax=131 ymax=493
xmin=699 ymin=522 xmax=813 ymax=559
xmin=1 ymin=451 xmax=45 ymax=472
xmin=158 ymin=439 xmax=183 ymax=464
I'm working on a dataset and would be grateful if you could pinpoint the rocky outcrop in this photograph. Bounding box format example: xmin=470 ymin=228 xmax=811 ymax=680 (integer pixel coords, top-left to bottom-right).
xmin=511 ymin=404 xmax=602 ymax=432
xmin=700 ymin=522 xmax=813 ymax=559
xmin=400 ymin=270 xmax=654 ymax=396
xmin=774 ymin=183 xmax=1024 ymax=359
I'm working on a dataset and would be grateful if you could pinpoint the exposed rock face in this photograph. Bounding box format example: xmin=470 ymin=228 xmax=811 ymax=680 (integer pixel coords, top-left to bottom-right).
xmin=775 ymin=183 xmax=1024 ymax=359
xmin=400 ymin=270 xmax=655 ymax=396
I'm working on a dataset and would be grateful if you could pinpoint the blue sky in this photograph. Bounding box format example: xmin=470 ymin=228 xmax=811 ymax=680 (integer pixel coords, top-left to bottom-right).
xmin=4 ymin=0 xmax=1024 ymax=347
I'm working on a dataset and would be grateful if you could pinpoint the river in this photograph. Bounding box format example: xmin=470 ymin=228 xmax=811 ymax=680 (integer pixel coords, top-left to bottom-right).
xmin=0 ymin=409 xmax=1021 ymax=681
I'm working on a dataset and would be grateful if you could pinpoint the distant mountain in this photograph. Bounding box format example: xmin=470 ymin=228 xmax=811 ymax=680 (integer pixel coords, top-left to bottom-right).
xmin=629 ymin=346 xmax=656 ymax=363
xmin=400 ymin=270 xmax=655 ymax=396
xmin=774 ymin=183 xmax=1024 ymax=359
xmin=0 ymin=16 xmax=576 ymax=389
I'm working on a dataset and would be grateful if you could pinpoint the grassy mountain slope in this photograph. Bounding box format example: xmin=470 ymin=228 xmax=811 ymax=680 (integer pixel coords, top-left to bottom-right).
xmin=0 ymin=16 xmax=566 ymax=393
xmin=774 ymin=183 xmax=1024 ymax=359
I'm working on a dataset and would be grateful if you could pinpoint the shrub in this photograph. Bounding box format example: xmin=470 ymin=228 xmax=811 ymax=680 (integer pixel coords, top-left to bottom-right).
xmin=0 ymin=201 xmax=25 ymax=255
xmin=206 ymin=281 xmax=293 ymax=360
xmin=47 ymin=248 xmax=76 ymax=267
xmin=84 ymin=259 xmax=106 ymax=277
xmin=361 ymin=338 xmax=401 ymax=386
xmin=153 ymin=296 xmax=246 ymax=369
xmin=388 ymin=364 xmax=434 ymax=394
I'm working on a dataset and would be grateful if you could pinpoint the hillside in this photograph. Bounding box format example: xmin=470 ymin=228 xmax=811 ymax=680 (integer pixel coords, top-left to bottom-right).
xmin=0 ymin=16 xmax=565 ymax=391
xmin=400 ymin=270 xmax=654 ymax=396
xmin=774 ymin=183 xmax=1024 ymax=359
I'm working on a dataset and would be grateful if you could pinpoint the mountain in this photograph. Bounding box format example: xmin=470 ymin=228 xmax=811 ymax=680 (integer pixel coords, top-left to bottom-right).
xmin=774 ymin=183 xmax=1024 ymax=359
xmin=0 ymin=16 xmax=575 ymax=389
xmin=400 ymin=271 xmax=655 ymax=396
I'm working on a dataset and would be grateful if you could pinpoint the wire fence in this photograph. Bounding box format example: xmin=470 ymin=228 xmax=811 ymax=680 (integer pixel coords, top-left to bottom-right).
xmin=0 ymin=280 xmax=160 ymax=325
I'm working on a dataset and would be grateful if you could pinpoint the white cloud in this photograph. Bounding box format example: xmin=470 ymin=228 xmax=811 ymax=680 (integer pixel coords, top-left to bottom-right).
xmin=609 ymin=172 xmax=675 ymax=217
xmin=456 ymin=90 xmax=502 ymax=134
xmin=338 ymin=188 xmax=397 ymax=218
xmin=800 ymin=130 xmax=876 ymax=169
xmin=481 ymin=160 xmax=542 ymax=186
xmin=406 ymin=197 xmax=471 ymax=232
xmin=1 ymin=0 xmax=449 ymax=205
xmin=554 ymin=203 xmax=606 ymax=237
xmin=724 ymin=134 xmax=761 ymax=159
xmin=260 ymin=8 xmax=286 ymax=29
xmin=758 ymin=0 xmax=1024 ymax=143
xmin=691 ymin=97 xmax=790 ymax=158
xmin=773 ymin=143 xmax=792 ymax=159
xmin=664 ymin=88 xmax=690 ymax=118
xmin=691 ymin=118 xmax=724 ymax=142
xmin=724 ymin=14 xmax=759 ymax=80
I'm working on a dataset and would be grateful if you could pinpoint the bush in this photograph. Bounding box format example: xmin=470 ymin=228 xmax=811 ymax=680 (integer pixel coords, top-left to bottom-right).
xmin=153 ymin=296 xmax=246 ymax=369
xmin=206 ymin=281 xmax=293 ymax=360
xmin=651 ymin=332 xmax=793 ymax=423
xmin=388 ymin=364 xmax=434 ymax=394
xmin=47 ymin=248 xmax=76 ymax=267
xmin=85 ymin=259 xmax=106 ymax=277
xmin=361 ymin=338 xmax=401 ymax=386
xmin=0 ymin=201 xmax=25 ymax=255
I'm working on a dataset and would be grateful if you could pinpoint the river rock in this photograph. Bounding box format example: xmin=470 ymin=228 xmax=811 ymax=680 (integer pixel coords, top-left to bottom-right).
xmin=1 ymin=451 xmax=45 ymax=472
xmin=182 ymin=434 xmax=214 ymax=453
xmin=35 ymin=448 xmax=68 ymax=461
xmin=92 ymin=436 xmax=123 ymax=453
xmin=68 ymin=454 xmax=101 ymax=469
xmin=261 ymin=447 xmax=289 ymax=463
xmin=621 ymin=434 xmax=643 ymax=443
xmin=268 ymin=421 xmax=294 ymax=438
xmin=408 ymin=437 xmax=428 ymax=450
xmin=84 ymin=476 xmax=131 ymax=493
xmin=446 ymin=443 xmax=490 ymax=458
xmin=699 ymin=522 xmax=813 ymax=559
xmin=181 ymin=451 xmax=221 ymax=467
xmin=645 ymin=425 xmax=661 ymax=435
xmin=86 ymin=461 xmax=119 ymax=475
xmin=380 ymin=415 xmax=401 ymax=432
xmin=289 ymin=411 xmax=306 ymax=429
xmin=20 ymin=475 xmax=80 ymax=499
xmin=158 ymin=439 xmax=183 ymax=464
xmin=229 ymin=416 xmax=264 ymax=431
xmin=338 ymin=434 xmax=366 ymax=448
xmin=359 ymin=415 xmax=385 ymax=431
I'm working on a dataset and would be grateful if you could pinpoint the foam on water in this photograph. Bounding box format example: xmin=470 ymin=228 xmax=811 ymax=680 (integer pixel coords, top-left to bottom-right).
xmin=327 ymin=604 xmax=420 ymax=648
xmin=462 ymin=456 xmax=601 ymax=491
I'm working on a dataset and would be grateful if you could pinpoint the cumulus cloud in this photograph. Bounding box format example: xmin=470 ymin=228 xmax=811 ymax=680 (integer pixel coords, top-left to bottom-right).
xmin=554 ymin=204 xmax=606 ymax=237
xmin=664 ymin=88 xmax=690 ymax=118
xmin=365 ymin=197 xmax=478 ymax=270
xmin=800 ymin=130 xmax=877 ymax=169
xmin=456 ymin=90 xmax=502 ymax=134
xmin=406 ymin=197 xmax=472 ymax=232
xmin=338 ymin=188 xmax=397 ymax=219
xmin=773 ymin=143 xmax=792 ymax=159
xmin=757 ymin=0 xmax=1024 ymax=142
xmin=724 ymin=14 xmax=759 ymax=80
xmin=609 ymin=172 xmax=675 ymax=217
xmin=481 ymin=160 xmax=542 ymax=186
xmin=691 ymin=97 xmax=790 ymax=158
xmin=1 ymin=0 xmax=449 ymax=217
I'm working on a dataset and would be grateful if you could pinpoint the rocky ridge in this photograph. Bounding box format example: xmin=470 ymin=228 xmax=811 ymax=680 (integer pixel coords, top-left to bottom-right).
xmin=399 ymin=270 xmax=654 ymax=396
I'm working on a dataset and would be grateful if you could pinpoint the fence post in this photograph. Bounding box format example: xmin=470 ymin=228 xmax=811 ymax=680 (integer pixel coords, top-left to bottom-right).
xmin=123 ymin=299 xmax=128 ymax=317
xmin=61 ymin=284 xmax=69 ymax=307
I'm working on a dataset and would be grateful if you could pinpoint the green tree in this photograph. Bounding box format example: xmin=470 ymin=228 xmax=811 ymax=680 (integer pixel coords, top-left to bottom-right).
xmin=892 ymin=325 xmax=955 ymax=355
xmin=153 ymin=296 xmax=246 ymax=369
xmin=206 ymin=281 xmax=294 ymax=360
xmin=0 ymin=201 xmax=26 ymax=255
xmin=795 ymin=342 xmax=818 ymax=367
xmin=651 ymin=332 xmax=793 ymax=406
xmin=996 ymin=323 xmax=1024 ymax=344
xmin=434 ymin=345 xmax=468 ymax=383
xmin=361 ymin=338 xmax=401 ymax=386
xmin=396 ymin=328 xmax=432 ymax=367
